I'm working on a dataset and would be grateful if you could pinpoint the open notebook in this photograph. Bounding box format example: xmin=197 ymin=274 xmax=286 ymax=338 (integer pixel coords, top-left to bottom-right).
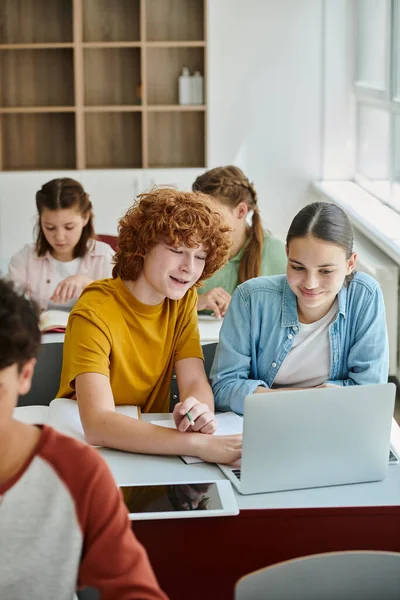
xmin=151 ymin=412 xmax=243 ymax=464
xmin=39 ymin=310 xmax=70 ymax=333
xmin=13 ymin=398 xmax=140 ymax=443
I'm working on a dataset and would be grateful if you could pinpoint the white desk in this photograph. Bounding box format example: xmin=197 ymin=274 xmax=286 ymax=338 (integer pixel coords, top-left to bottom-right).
xmin=99 ymin=413 xmax=400 ymax=510
xmin=14 ymin=408 xmax=400 ymax=600
xmin=42 ymin=332 xmax=65 ymax=344
xmin=100 ymin=414 xmax=400 ymax=600
xmin=42 ymin=315 xmax=223 ymax=346
xmin=197 ymin=315 xmax=223 ymax=343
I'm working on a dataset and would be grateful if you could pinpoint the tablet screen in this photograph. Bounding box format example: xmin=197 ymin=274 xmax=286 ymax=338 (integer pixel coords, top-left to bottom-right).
xmin=120 ymin=483 xmax=222 ymax=513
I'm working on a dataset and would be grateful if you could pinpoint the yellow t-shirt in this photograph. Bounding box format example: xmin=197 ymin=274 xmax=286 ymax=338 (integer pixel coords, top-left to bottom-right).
xmin=57 ymin=277 xmax=203 ymax=413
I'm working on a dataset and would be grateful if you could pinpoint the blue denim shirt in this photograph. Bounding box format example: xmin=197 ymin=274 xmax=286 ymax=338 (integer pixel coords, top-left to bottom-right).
xmin=211 ymin=272 xmax=389 ymax=414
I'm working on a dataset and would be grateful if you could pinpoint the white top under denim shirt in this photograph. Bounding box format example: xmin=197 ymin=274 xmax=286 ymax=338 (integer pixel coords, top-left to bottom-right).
xmin=211 ymin=272 xmax=389 ymax=415
xmin=273 ymin=299 xmax=338 ymax=388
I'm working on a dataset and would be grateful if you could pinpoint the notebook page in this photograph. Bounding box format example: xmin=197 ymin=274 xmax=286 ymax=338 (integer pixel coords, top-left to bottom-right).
xmin=39 ymin=310 xmax=70 ymax=332
xmin=151 ymin=412 xmax=243 ymax=464
xmin=13 ymin=405 xmax=49 ymax=425
xmin=48 ymin=398 xmax=140 ymax=443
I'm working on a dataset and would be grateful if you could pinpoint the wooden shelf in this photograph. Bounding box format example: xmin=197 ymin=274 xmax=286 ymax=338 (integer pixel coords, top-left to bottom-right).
xmin=85 ymin=112 xmax=142 ymax=168
xmin=145 ymin=41 xmax=206 ymax=48
xmin=0 ymin=0 xmax=73 ymax=44
xmin=1 ymin=113 xmax=75 ymax=170
xmin=145 ymin=0 xmax=204 ymax=42
xmin=146 ymin=104 xmax=206 ymax=111
xmin=0 ymin=49 xmax=74 ymax=107
xmin=0 ymin=0 xmax=206 ymax=170
xmin=83 ymin=48 xmax=141 ymax=106
xmin=0 ymin=107 xmax=75 ymax=114
xmin=82 ymin=0 xmax=140 ymax=42
xmin=82 ymin=42 xmax=142 ymax=48
xmin=83 ymin=106 xmax=143 ymax=113
xmin=146 ymin=47 xmax=204 ymax=105
xmin=147 ymin=111 xmax=205 ymax=167
xmin=0 ymin=44 xmax=74 ymax=50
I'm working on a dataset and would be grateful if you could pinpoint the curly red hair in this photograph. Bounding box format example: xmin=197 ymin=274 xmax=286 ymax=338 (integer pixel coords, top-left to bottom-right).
xmin=112 ymin=187 xmax=232 ymax=286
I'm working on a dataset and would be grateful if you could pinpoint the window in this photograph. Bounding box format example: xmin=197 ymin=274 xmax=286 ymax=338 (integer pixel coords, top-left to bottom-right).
xmin=354 ymin=0 xmax=400 ymax=210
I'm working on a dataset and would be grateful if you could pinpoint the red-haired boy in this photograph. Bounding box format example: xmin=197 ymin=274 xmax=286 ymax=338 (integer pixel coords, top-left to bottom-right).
xmin=58 ymin=188 xmax=242 ymax=463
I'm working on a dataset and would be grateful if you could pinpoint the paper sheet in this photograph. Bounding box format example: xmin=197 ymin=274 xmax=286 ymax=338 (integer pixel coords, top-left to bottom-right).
xmin=48 ymin=399 xmax=140 ymax=443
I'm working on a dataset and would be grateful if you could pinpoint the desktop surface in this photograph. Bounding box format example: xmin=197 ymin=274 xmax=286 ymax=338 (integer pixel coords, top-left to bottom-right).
xmin=41 ymin=317 xmax=222 ymax=346
xmin=98 ymin=413 xmax=400 ymax=511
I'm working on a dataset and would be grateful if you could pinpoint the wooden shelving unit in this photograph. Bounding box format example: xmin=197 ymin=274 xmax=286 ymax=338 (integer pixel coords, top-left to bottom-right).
xmin=0 ymin=0 xmax=206 ymax=170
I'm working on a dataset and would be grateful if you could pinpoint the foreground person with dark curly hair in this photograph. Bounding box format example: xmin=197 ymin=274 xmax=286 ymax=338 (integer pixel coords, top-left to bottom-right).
xmin=57 ymin=187 xmax=242 ymax=464
xmin=0 ymin=280 xmax=168 ymax=600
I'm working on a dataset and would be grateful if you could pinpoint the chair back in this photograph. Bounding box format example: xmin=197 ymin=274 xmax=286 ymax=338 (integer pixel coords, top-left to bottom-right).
xmin=76 ymin=589 xmax=99 ymax=600
xmin=97 ymin=234 xmax=118 ymax=252
xmin=170 ymin=342 xmax=217 ymax=409
xmin=235 ymin=551 xmax=400 ymax=600
xmin=18 ymin=342 xmax=64 ymax=406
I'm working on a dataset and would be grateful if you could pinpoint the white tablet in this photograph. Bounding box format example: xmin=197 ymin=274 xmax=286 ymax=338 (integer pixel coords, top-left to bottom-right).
xmin=120 ymin=480 xmax=238 ymax=520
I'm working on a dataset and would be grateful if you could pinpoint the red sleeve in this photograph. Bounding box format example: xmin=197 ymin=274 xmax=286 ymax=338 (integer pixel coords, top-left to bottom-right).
xmin=77 ymin=450 xmax=169 ymax=600
xmin=41 ymin=427 xmax=168 ymax=600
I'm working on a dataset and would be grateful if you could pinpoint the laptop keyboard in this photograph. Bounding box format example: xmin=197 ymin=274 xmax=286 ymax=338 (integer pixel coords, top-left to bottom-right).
xmin=232 ymin=468 xmax=241 ymax=480
xmin=231 ymin=453 xmax=397 ymax=485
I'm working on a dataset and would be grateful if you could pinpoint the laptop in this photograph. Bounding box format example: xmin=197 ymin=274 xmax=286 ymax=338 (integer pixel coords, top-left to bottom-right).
xmin=218 ymin=383 xmax=397 ymax=495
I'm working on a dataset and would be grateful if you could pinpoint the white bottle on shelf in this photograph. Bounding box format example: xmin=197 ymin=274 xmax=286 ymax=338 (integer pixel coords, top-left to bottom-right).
xmin=191 ymin=70 xmax=204 ymax=105
xmin=179 ymin=66 xmax=191 ymax=105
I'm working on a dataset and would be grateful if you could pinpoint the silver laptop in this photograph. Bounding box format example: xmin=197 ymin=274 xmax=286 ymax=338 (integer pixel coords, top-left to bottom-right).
xmin=218 ymin=383 xmax=397 ymax=495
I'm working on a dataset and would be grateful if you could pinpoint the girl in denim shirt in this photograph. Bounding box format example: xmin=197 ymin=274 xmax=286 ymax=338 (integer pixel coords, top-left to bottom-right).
xmin=211 ymin=202 xmax=389 ymax=414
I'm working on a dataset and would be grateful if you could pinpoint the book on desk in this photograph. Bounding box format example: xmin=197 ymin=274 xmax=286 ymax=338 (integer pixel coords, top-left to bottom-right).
xmin=39 ymin=310 xmax=70 ymax=333
xmin=13 ymin=398 xmax=140 ymax=442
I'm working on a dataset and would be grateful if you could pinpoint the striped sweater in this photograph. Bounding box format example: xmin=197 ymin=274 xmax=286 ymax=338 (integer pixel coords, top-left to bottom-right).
xmin=0 ymin=425 xmax=168 ymax=600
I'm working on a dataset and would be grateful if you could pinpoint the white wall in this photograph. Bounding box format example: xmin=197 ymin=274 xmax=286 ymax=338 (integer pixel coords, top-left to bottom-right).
xmin=207 ymin=0 xmax=324 ymax=239
xmin=0 ymin=0 xmax=324 ymax=266
xmin=322 ymin=0 xmax=355 ymax=179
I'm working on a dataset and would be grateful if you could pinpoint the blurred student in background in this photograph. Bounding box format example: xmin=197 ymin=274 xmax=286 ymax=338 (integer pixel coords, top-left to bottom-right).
xmin=8 ymin=178 xmax=114 ymax=311
xmin=193 ymin=165 xmax=287 ymax=317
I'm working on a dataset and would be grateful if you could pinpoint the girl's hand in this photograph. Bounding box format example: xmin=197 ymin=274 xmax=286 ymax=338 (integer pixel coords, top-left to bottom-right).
xmin=50 ymin=274 xmax=92 ymax=304
xmin=173 ymin=396 xmax=217 ymax=434
xmin=197 ymin=287 xmax=231 ymax=318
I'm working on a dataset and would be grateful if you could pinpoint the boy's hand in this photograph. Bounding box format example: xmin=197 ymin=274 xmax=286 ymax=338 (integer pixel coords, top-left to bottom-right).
xmin=196 ymin=434 xmax=242 ymax=464
xmin=173 ymin=396 xmax=217 ymax=434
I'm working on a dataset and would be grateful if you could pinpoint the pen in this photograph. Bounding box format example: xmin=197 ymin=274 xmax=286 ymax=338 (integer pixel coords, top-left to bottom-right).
xmin=186 ymin=410 xmax=195 ymax=427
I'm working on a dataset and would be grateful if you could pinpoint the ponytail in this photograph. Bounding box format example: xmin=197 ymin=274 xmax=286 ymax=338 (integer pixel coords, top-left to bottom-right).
xmin=193 ymin=165 xmax=265 ymax=283
xmin=238 ymin=207 xmax=264 ymax=283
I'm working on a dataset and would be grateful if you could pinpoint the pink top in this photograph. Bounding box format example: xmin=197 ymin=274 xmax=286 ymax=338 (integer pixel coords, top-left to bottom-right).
xmin=8 ymin=241 xmax=114 ymax=311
